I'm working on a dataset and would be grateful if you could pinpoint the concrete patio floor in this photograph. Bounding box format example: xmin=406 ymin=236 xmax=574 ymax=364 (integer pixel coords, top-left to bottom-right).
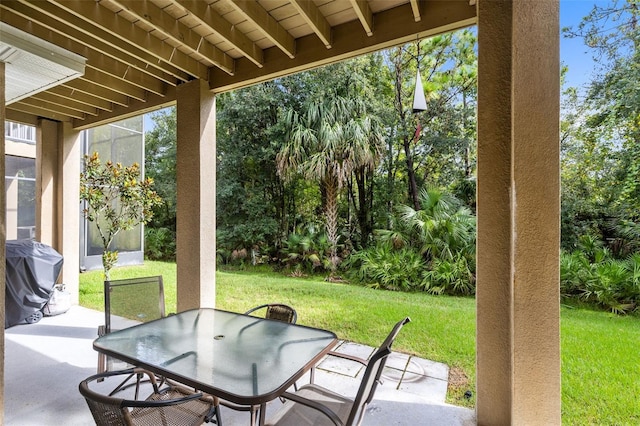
xmin=4 ymin=305 xmax=475 ymax=425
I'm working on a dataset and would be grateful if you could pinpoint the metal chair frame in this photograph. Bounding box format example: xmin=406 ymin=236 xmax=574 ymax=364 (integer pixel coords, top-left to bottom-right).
xmin=98 ymin=276 xmax=166 ymax=375
xmin=265 ymin=317 xmax=411 ymax=426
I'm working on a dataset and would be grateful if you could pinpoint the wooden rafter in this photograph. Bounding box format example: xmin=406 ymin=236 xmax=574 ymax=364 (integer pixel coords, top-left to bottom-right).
xmin=0 ymin=3 xmax=181 ymax=86
xmin=48 ymin=86 xmax=113 ymax=112
xmin=289 ymin=0 xmax=332 ymax=49
xmin=349 ymin=0 xmax=374 ymax=36
xmin=30 ymin=92 xmax=99 ymax=116
xmin=226 ymin=0 xmax=296 ymax=59
xmin=410 ymin=0 xmax=421 ymax=22
xmin=8 ymin=102 xmax=75 ymax=122
xmin=64 ymin=79 xmax=130 ymax=107
xmin=81 ymin=68 xmax=146 ymax=102
xmin=176 ymin=0 xmax=264 ymax=68
xmin=16 ymin=98 xmax=86 ymax=119
xmin=106 ymin=0 xmax=235 ymax=75
xmin=45 ymin=0 xmax=208 ymax=79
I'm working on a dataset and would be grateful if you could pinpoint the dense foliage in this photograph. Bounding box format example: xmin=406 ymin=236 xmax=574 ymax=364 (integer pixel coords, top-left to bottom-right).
xmin=143 ymin=4 xmax=640 ymax=313
xmin=213 ymin=32 xmax=478 ymax=287
xmin=561 ymin=250 xmax=640 ymax=314
xmin=560 ymin=0 xmax=640 ymax=313
xmin=345 ymin=187 xmax=476 ymax=294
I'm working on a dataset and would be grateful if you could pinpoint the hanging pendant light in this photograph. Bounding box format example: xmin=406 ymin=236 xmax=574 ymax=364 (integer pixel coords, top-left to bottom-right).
xmin=412 ymin=68 xmax=427 ymax=113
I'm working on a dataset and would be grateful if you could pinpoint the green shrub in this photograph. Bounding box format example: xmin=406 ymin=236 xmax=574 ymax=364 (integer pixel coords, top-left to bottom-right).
xmin=560 ymin=251 xmax=592 ymax=297
xmin=344 ymin=245 xmax=423 ymax=291
xmin=561 ymin=249 xmax=640 ymax=314
xmin=279 ymin=227 xmax=332 ymax=275
xmin=582 ymin=260 xmax=631 ymax=313
xmin=346 ymin=187 xmax=476 ymax=296
xmin=421 ymin=254 xmax=475 ymax=295
xmin=144 ymin=227 xmax=176 ymax=261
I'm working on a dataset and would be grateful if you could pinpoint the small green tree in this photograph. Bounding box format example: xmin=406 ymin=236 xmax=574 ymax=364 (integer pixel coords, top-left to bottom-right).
xmin=80 ymin=152 xmax=163 ymax=280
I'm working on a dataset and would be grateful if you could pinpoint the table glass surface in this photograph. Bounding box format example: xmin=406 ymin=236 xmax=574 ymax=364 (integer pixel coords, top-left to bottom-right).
xmin=93 ymin=308 xmax=337 ymax=404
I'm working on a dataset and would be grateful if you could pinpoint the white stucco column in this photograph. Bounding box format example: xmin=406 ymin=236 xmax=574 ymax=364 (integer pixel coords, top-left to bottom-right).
xmin=36 ymin=118 xmax=59 ymax=247
xmin=57 ymin=123 xmax=81 ymax=304
xmin=176 ymin=79 xmax=216 ymax=311
xmin=476 ymin=0 xmax=561 ymax=424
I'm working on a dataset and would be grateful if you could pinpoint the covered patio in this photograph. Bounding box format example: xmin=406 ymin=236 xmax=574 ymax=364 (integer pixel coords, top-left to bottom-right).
xmin=1 ymin=1 xmax=560 ymax=424
xmin=5 ymin=305 xmax=475 ymax=425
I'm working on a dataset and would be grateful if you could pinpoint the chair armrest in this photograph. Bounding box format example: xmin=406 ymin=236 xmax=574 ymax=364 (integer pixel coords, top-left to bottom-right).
xmin=279 ymin=391 xmax=344 ymax=426
xmin=324 ymin=351 xmax=368 ymax=366
xmin=309 ymin=350 xmax=368 ymax=384
xmin=125 ymin=391 xmax=205 ymax=408
xmin=125 ymin=371 xmax=210 ymax=408
xmin=244 ymin=304 xmax=268 ymax=315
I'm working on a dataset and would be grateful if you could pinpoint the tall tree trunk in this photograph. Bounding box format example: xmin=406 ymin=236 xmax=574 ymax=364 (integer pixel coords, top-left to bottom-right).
xmin=386 ymin=134 xmax=395 ymax=228
xmin=352 ymin=166 xmax=373 ymax=247
xmin=323 ymin=174 xmax=339 ymax=271
xmin=463 ymin=91 xmax=472 ymax=177
xmin=404 ymin=134 xmax=421 ymax=210
xmin=274 ymin=179 xmax=287 ymax=249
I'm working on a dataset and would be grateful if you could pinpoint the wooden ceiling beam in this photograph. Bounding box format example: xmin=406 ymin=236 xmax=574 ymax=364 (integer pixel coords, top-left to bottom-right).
xmin=64 ymin=80 xmax=130 ymax=107
xmin=6 ymin=103 xmax=73 ymax=123
xmin=16 ymin=98 xmax=86 ymax=120
xmin=0 ymin=0 xmax=189 ymax=85
xmin=86 ymin=56 xmax=167 ymax=97
xmin=30 ymin=92 xmax=100 ymax=116
xmin=349 ymin=0 xmax=374 ymax=36
xmin=176 ymin=0 xmax=264 ymax=68
xmin=210 ymin=1 xmax=476 ymax=93
xmin=81 ymin=69 xmax=146 ymax=102
xmin=73 ymin=86 xmax=177 ymax=130
xmin=410 ymin=0 xmax=422 ymax=22
xmin=226 ymin=0 xmax=296 ymax=59
xmin=289 ymin=0 xmax=332 ymax=49
xmin=41 ymin=0 xmax=208 ymax=79
xmin=108 ymin=0 xmax=235 ymax=75
xmin=47 ymin=86 xmax=113 ymax=112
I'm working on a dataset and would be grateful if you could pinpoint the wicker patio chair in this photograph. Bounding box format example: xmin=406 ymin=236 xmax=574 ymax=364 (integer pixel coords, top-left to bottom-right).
xmin=79 ymin=368 xmax=221 ymax=426
xmin=264 ymin=317 xmax=411 ymax=426
xmin=243 ymin=303 xmax=297 ymax=324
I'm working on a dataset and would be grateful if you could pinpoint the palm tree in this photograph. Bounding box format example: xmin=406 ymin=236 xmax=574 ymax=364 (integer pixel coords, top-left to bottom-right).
xmin=277 ymin=96 xmax=384 ymax=270
xmin=395 ymin=186 xmax=476 ymax=262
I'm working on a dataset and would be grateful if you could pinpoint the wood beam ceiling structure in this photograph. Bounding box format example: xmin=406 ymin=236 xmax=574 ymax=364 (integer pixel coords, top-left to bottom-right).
xmin=1 ymin=0 xmax=476 ymax=129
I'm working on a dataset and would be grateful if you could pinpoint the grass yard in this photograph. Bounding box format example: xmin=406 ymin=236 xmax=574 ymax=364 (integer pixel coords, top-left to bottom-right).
xmin=79 ymin=261 xmax=640 ymax=423
xmin=560 ymin=306 xmax=640 ymax=424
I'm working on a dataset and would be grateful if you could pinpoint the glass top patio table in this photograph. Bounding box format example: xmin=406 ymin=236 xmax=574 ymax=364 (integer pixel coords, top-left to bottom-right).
xmin=93 ymin=308 xmax=338 ymax=406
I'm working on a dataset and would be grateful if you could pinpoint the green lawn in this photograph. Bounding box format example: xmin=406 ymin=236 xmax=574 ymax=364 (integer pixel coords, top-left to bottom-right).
xmin=79 ymin=261 xmax=639 ymax=423
xmin=560 ymin=306 xmax=640 ymax=424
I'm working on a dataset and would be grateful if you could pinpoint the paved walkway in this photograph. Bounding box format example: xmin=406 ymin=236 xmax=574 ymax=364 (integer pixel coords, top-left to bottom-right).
xmin=4 ymin=305 xmax=475 ymax=425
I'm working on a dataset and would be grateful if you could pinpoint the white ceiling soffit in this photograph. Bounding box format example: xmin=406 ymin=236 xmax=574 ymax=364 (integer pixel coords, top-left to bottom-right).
xmin=0 ymin=23 xmax=86 ymax=105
